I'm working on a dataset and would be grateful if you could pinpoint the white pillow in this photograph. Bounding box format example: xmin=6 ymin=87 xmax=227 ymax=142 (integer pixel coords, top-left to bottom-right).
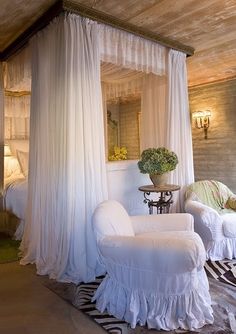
xmin=16 ymin=150 xmax=29 ymax=177
xmin=4 ymin=156 xmax=22 ymax=178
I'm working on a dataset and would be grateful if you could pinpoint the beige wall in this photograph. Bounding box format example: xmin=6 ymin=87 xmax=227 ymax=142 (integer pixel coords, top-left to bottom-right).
xmin=189 ymin=78 xmax=236 ymax=192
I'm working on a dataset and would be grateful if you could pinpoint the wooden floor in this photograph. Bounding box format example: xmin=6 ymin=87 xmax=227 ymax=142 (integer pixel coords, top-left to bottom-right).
xmin=0 ymin=261 xmax=105 ymax=334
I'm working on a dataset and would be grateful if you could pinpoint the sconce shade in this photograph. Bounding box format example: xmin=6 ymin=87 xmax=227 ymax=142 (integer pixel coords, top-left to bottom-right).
xmin=4 ymin=144 xmax=12 ymax=157
xmin=192 ymin=110 xmax=211 ymax=118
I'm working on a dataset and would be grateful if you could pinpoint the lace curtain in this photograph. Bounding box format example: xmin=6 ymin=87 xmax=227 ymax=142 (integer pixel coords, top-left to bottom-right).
xmin=4 ymin=47 xmax=31 ymax=91
xmin=4 ymin=94 xmax=30 ymax=139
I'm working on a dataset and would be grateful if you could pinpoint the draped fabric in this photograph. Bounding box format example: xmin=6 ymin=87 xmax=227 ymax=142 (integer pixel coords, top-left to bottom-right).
xmin=21 ymin=14 xmax=108 ymax=283
xmin=4 ymin=46 xmax=31 ymax=91
xmin=101 ymin=63 xmax=144 ymax=100
xmin=167 ymin=50 xmax=194 ymax=211
xmin=4 ymin=95 xmax=30 ymax=117
xmin=4 ymin=94 xmax=30 ymax=139
xmin=140 ymin=74 xmax=167 ymax=150
xmin=99 ymin=24 xmax=166 ymax=75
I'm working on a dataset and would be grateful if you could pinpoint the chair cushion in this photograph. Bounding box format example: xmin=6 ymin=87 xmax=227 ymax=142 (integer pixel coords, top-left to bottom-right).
xmin=93 ymin=200 xmax=134 ymax=241
xmin=135 ymin=230 xmax=206 ymax=272
xmin=222 ymin=213 xmax=236 ymax=238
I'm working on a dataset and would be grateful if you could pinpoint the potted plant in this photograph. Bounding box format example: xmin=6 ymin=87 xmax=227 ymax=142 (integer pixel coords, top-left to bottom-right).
xmin=138 ymin=147 xmax=178 ymax=186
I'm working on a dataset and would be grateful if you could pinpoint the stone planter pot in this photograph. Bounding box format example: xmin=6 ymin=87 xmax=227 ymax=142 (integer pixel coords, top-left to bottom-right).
xmin=149 ymin=173 xmax=168 ymax=186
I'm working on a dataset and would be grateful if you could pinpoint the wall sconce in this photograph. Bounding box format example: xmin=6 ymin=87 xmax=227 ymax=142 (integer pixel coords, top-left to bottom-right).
xmin=192 ymin=110 xmax=211 ymax=139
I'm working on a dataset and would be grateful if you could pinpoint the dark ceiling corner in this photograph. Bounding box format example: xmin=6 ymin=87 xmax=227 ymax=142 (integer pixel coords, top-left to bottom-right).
xmin=0 ymin=0 xmax=63 ymax=61
xmin=0 ymin=0 xmax=194 ymax=61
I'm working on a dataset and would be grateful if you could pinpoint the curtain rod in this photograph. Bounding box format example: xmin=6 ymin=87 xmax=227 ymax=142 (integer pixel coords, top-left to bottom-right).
xmin=0 ymin=0 xmax=194 ymax=61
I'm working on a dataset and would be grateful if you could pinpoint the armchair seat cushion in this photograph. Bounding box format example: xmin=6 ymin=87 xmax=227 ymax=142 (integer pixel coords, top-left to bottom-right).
xmin=136 ymin=231 xmax=206 ymax=273
xmin=222 ymin=213 xmax=236 ymax=238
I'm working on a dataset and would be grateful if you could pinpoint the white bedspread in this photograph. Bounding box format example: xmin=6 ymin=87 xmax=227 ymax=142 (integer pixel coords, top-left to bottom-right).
xmin=4 ymin=177 xmax=28 ymax=239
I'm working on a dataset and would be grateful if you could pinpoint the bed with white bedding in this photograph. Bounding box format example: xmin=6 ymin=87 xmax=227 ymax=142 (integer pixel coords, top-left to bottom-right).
xmin=4 ymin=177 xmax=28 ymax=239
xmin=3 ymin=140 xmax=29 ymax=239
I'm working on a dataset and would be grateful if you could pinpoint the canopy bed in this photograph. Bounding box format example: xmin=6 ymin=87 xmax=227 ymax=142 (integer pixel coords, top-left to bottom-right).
xmin=0 ymin=13 xmax=194 ymax=286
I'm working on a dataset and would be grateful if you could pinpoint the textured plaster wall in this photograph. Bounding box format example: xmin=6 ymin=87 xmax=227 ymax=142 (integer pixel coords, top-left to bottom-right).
xmin=119 ymin=100 xmax=140 ymax=160
xmin=189 ymin=78 xmax=236 ymax=192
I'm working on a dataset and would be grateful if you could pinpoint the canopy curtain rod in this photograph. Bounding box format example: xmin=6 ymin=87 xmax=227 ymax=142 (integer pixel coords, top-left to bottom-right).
xmin=0 ymin=0 xmax=194 ymax=61
xmin=5 ymin=90 xmax=31 ymax=97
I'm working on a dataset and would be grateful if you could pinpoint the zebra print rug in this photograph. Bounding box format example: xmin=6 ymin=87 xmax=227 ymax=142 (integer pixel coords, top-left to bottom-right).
xmin=45 ymin=262 xmax=236 ymax=334
xmin=204 ymin=260 xmax=236 ymax=287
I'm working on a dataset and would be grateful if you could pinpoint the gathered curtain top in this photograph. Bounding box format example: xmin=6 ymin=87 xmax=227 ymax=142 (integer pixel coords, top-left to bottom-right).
xmin=3 ymin=13 xmax=169 ymax=93
xmin=99 ymin=23 xmax=166 ymax=76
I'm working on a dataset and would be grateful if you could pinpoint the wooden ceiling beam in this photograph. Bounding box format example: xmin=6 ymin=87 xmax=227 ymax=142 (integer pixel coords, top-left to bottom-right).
xmin=0 ymin=0 xmax=194 ymax=61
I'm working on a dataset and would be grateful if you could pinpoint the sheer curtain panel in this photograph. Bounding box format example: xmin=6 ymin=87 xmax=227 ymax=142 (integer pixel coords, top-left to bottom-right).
xmin=4 ymin=46 xmax=31 ymax=91
xmin=167 ymin=50 xmax=194 ymax=211
xmin=5 ymin=94 xmax=30 ymax=139
xmin=99 ymin=24 xmax=166 ymax=75
xmin=140 ymin=74 xmax=167 ymax=150
xmin=21 ymin=14 xmax=108 ymax=283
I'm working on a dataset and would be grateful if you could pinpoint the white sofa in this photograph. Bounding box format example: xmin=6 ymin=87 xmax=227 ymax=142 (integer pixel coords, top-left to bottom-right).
xmin=92 ymin=200 xmax=213 ymax=331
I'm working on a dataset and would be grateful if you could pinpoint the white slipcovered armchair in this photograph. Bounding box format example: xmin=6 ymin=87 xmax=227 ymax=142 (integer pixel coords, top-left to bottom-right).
xmin=92 ymin=200 xmax=213 ymax=331
xmin=185 ymin=180 xmax=236 ymax=260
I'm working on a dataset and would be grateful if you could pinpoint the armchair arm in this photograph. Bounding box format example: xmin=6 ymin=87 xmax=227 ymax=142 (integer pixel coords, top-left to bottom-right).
xmin=185 ymin=199 xmax=224 ymax=241
xmin=98 ymin=234 xmax=205 ymax=274
xmin=130 ymin=213 xmax=193 ymax=235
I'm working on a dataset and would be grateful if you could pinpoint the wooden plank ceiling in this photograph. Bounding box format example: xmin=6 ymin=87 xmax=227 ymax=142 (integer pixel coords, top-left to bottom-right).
xmin=0 ymin=0 xmax=236 ymax=87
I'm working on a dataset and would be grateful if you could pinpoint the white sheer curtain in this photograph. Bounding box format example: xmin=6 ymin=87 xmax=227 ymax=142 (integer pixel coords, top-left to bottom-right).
xmin=101 ymin=63 xmax=144 ymax=100
xmin=4 ymin=95 xmax=30 ymax=117
xmin=4 ymin=94 xmax=30 ymax=139
xmin=21 ymin=14 xmax=108 ymax=283
xmin=167 ymin=50 xmax=194 ymax=211
xmin=4 ymin=46 xmax=31 ymax=91
xmin=99 ymin=24 xmax=166 ymax=75
xmin=140 ymin=74 xmax=167 ymax=149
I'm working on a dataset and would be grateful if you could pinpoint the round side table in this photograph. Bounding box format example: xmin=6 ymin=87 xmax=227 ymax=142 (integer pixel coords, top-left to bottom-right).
xmin=138 ymin=184 xmax=180 ymax=214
